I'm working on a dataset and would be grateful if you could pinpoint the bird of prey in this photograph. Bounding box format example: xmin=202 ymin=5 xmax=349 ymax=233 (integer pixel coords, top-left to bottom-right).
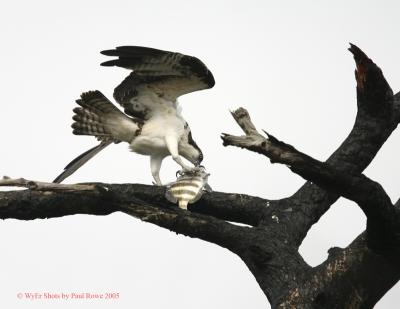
xmin=53 ymin=46 xmax=215 ymax=185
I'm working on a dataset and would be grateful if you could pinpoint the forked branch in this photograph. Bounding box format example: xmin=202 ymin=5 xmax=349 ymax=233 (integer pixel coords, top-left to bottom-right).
xmin=272 ymin=43 xmax=400 ymax=246
xmin=222 ymin=108 xmax=400 ymax=254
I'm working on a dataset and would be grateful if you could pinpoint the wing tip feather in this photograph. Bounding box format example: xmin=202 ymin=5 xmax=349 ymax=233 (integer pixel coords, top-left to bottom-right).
xmin=100 ymin=60 xmax=117 ymax=67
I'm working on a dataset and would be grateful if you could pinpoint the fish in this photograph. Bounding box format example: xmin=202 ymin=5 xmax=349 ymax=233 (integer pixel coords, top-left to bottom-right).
xmin=165 ymin=167 xmax=212 ymax=210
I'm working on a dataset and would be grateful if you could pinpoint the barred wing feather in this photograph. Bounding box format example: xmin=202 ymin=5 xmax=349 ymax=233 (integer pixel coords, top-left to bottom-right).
xmin=100 ymin=46 xmax=215 ymax=119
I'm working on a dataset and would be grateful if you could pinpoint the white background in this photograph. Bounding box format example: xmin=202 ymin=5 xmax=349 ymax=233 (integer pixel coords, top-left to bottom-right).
xmin=0 ymin=1 xmax=399 ymax=308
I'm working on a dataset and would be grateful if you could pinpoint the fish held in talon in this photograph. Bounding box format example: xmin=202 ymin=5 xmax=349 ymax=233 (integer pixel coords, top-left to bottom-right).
xmin=165 ymin=167 xmax=212 ymax=210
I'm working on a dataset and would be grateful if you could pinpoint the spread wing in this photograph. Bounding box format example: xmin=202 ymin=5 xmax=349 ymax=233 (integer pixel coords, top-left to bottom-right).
xmin=100 ymin=46 xmax=215 ymax=119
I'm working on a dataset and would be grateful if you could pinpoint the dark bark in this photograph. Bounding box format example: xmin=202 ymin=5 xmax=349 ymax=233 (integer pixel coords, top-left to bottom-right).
xmin=281 ymin=44 xmax=399 ymax=246
xmin=1 ymin=44 xmax=400 ymax=308
xmin=280 ymin=234 xmax=400 ymax=309
xmin=222 ymin=108 xmax=400 ymax=255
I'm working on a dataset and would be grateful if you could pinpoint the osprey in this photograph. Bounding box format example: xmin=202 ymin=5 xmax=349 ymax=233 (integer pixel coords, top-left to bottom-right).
xmin=53 ymin=46 xmax=215 ymax=185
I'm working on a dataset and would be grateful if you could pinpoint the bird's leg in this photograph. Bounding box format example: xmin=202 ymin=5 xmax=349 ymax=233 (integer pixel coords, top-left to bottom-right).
xmin=150 ymin=156 xmax=164 ymax=185
xmin=165 ymin=135 xmax=193 ymax=171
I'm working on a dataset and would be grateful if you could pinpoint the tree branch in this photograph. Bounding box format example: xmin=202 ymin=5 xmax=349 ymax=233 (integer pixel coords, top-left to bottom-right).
xmin=287 ymin=44 xmax=400 ymax=245
xmin=222 ymin=108 xmax=400 ymax=253
xmin=0 ymin=178 xmax=272 ymax=226
xmin=279 ymin=232 xmax=400 ymax=308
xmin=119 ymin=203 xmax=247 ymax=252
xmin=223 ymin=44 xmax=400 ymax=246
xmin=0 ymin=180 xmax=276 ymax=252
xmin=0 ymin=178 xmax=313 ymax=302
xmin=395 ymin=198 xmax=400 ymax=210
xmin=0 ymin=176 xmax=97 ymax=191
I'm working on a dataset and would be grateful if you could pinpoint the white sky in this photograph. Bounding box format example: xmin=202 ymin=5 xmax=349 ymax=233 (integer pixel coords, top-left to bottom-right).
xmin=0 ymin=0 xmax=399 ymax=308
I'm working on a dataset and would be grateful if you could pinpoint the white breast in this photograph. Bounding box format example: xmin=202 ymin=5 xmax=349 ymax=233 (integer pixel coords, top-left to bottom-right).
xmin=129 ymin=113 xmax=186 ymax=156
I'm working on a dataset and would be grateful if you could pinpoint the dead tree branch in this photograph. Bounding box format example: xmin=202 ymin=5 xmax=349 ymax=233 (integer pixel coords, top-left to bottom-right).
xmin=218 ymin=43 xmax=400 ymax=307
xmin=1 ymin=44 xmax=399 ymax=308
xmin=0 ymin=179 xmax=273 ymax=226
xmin=0 ymin=179 xmax=278 ymax=254
xmin=222 ymin=108 xmax=400 ymax=254
xmin=268 ymin=44 xmax=400 ymax=246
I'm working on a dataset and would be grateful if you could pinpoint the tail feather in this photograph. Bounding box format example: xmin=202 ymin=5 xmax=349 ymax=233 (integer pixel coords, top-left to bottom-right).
xmin=77 ymin=91 xmax=121 ymax=114
xmin=54 ymin=90 xmax=141 ymax=183
xmin=72 ymin=90 xmax=140 ymax=142
xmin=72 ymin=108 xmax=108 ymax=136
xmin=53 ymin=141 xmax=112 ymax=183
xmin=73 ymin=107 xmax=101 ymax=122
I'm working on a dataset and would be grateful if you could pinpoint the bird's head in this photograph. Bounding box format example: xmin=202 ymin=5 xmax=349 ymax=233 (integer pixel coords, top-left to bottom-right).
xmin=179 ymin=130 xmax=203 ymax=166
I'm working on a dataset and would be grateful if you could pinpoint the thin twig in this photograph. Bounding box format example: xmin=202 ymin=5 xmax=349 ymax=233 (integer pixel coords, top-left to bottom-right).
xmin=0 ymin=176 xmax=97 ymax=191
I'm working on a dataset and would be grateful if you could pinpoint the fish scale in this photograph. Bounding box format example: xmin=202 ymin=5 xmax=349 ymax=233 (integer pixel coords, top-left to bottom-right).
xmin=165 ymin=168 xmax=211 ymax=210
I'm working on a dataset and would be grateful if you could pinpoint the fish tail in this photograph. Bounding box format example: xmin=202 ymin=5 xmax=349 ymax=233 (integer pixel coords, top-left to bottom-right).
xmin=178 ymin=200 xmax=188 ymax=210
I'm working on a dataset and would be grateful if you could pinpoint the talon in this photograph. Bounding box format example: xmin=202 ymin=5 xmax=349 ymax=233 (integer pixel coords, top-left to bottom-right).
xmin=176 ymin=170 xmax=185 ymax=177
